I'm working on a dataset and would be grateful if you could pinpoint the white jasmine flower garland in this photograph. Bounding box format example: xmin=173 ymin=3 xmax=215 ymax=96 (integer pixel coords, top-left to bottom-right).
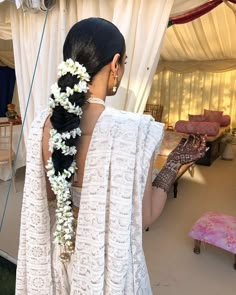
xmin=49 ymin=129 xmax=77 ymax=156
xmin=46 ymin=59 xmax=90 ymax=260
xmin=46 ymin=157 xmax=76 ymax=246
xmin=48 ymin=83 xmax=85 ymax=116
xmin=58 ymin=58 xmax=90 ymax=81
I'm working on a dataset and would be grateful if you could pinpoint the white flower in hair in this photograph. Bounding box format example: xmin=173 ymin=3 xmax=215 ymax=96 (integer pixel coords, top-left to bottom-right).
xmin=58 ymin=58 xmax=90 ymax=82
xmin=49 ymin=83 xmax=85 ymax=117
xmin=46 ymin=57 xmax=91 ymax=259
xmin=48 ymin=127 xmax=81 ymax=158
xmin=75 ymin=80 xmax=88 ymax=93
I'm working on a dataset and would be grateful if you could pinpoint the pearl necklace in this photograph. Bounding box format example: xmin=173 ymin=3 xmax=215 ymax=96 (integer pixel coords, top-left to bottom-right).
xmin=86 ymin=97 xmax=106 ymax=106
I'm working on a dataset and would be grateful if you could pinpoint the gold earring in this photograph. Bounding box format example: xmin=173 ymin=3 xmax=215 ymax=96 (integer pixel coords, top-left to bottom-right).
xmin=113 ymin=75 xmax=118 ymax=93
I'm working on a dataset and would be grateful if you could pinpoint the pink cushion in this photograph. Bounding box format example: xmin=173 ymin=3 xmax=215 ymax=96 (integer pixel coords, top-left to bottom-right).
xmin=175 ymin=120 xmax=220 ymax=136
xmin=189 ymin=211 xmax=236 ymax=254
xmin=204 ymin=109 xmax=223 ymax=123
xmin=220 ymin=115 xmax=231 ymax=127
xmin=159 ymin=131 xmax=184 ymax=156
xmin=188 ymin=114 xmax=206 ymax=122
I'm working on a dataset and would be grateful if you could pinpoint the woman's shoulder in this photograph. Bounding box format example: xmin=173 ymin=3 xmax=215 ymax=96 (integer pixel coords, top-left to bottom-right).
xmin=106 ymin=106 xmax=164 ymax=128
xmin=106 ymin=107 xmax=145 ymax=122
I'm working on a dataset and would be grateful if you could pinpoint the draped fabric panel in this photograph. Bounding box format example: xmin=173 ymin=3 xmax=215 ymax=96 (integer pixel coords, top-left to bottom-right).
xmin=0 ymin=2 xmax=12 ymax=39
xmin=123 ymin=0 xmax=174 ymax=113
xmin=170 ymin=0 xmax=210 ymax=16
xmin=161 ymin=3 xmax=236 ymax=61
xmin=9 ymin=0 xmax=174 ymax=139
xmin=0 ymin=51 xmax=14 ymax=68
xmin=0 ymin=24 xmax=12 ymax=40
xmin=169 ymin=0 xmax=236 ymax=25
xmin=157 ymin=59 xmax=236 ymax=73
xmin=148 ymin=69 xmax=236 ymax=128
xmin=9 ymin=2 xmax=66 ymax=141
xmin=170 ymin=0 xmax=222 ymax=25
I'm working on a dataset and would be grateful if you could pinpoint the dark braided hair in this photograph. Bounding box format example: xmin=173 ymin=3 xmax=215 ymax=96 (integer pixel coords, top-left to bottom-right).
xmin=50 ymin=18 xmax=125 ymax=179
xmin=47 ymin=18 xmax=125 ymax=255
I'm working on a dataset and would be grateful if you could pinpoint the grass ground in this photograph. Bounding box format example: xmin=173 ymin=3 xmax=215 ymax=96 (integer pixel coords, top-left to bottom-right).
xmin=0 ymin=256 xmax=16 ymax=295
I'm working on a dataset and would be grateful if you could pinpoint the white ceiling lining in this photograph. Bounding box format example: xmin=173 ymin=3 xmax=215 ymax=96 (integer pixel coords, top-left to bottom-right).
xmin=161 ymin=2 xmax=236 ymax=61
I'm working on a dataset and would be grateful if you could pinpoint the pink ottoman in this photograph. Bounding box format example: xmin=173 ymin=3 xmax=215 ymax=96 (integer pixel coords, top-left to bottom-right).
xmin=189 ymin=211 xmax=236 ymax=269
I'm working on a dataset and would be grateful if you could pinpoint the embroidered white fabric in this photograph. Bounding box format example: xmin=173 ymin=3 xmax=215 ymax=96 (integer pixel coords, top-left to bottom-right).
xmin=15 ymin=107 xmax=164 ymax=294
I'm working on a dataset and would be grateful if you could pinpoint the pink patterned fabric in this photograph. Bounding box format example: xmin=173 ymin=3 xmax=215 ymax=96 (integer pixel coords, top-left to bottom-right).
xmin=188 ymin=114 xmax=207 ymax=122
xmin=159 ymin=130 xmax=184 ymax=156
xmin=189 ymin=211 xmax=236 ymax=254
xmin=175 ymin=120 xmax=220 ymax=136
xmin=204 ymin=109 xmax=223 ymax=123
xmin=220 ymin=115 xmax=231 ymax=127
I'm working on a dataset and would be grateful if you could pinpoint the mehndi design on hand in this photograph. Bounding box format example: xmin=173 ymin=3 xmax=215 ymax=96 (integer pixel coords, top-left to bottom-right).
xmin=152 ymin=134 xmax=208 ymax=193
xmin=167 ymin=134 xmax=207 ymax=165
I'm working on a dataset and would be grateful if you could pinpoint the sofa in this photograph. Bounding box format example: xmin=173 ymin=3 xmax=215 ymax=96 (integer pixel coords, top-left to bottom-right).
xmin=175 ymin=110 xmax=230 ymax=137
xmin=172 ymin=110 xmax=231 ymax=166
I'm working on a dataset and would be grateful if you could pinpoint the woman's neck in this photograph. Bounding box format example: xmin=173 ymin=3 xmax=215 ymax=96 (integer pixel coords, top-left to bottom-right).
xmin=87 ymin=97 xmax=106 ymax=106
xmin=88 ymin=64 xmax=110 ymax=99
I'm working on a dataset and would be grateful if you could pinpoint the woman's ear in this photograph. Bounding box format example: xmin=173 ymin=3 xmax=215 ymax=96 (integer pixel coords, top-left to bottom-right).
xmin=110 ymin=53 xmax=120 ymax=74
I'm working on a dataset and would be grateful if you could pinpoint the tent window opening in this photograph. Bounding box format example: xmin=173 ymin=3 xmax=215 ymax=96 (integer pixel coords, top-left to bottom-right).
xmin=0 ymin=66 xmax=16 ymax=117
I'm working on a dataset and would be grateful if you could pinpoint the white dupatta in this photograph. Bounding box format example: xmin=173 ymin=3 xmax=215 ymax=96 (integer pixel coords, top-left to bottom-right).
xmin=16 ymin=107 xmax=164 ymax=294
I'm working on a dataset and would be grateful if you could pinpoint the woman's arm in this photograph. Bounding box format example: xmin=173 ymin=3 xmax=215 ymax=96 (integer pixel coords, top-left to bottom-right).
xmin=42 ymin=117 xmax=56 ymax=201
xmin=142 ymin=154 xmax=167 ymax=228
xmin=142 ymin=134 xmax=207 ymax=228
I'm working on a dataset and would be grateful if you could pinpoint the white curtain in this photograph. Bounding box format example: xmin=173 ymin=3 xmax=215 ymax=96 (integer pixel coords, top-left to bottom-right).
xmin=121 ymin=0 xmax=174 ymax=113
xmin=0 ymin=2 xmax=12 ymax=39
xmin=8 ymin=0 xmax=174 ymax=139
xmin=148 ymin=69 xmax=236 ymax=127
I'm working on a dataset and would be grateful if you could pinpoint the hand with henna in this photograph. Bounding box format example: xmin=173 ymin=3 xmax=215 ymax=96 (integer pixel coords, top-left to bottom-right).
xmin=152 ymin=134 xmax=208 ymax=193
xmin=167 ymin=134 xmax=207 ymax=166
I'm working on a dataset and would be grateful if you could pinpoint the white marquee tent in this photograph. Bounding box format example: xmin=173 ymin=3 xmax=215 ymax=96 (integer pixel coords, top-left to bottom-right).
xmin=149 ymin=1 xmax=236 ymax=127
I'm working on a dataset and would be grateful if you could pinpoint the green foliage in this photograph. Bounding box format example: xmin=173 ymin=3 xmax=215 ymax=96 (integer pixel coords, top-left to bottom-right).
xmin=0 ymin=256 xmax=16 ymax=295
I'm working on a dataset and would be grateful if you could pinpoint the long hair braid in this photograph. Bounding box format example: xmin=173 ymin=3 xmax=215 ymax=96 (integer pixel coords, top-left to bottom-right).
xmin=46 ymin=17 xmax=125 ymax=261
xmin=50 ymin=73 xmax=86 ymax=178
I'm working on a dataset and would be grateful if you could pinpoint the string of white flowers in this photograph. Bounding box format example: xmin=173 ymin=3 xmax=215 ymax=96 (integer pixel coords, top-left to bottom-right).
xmin=46 ymin=158 xmax=76 ymax=246
xmin=58 ymin=58 xmax=90 ymax=81
xmin=51 ymin=127 xmax=82 ymax=141
xmin=46 ymin=59 xmax=90 ymax=258
xmin=49 ymin=127 xmax=81 ymax=156
xmin=48 ymin=83 xmax=86 ymax=116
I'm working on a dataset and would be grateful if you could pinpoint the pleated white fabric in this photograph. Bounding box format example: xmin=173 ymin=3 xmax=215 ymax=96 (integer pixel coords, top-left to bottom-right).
xmin=15 ymin=107 xmax=164 ymax=294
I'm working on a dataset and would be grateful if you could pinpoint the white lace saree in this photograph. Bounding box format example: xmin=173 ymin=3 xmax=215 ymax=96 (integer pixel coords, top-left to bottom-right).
xmin=16 ymin=107 xmax=164 ymax=295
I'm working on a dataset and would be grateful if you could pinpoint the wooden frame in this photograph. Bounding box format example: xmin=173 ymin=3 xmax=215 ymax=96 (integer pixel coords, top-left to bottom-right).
xmin=144 ymin=104 xmax=163 ymax=122
xmin=0 ymin=123 xmax=16 ymax=191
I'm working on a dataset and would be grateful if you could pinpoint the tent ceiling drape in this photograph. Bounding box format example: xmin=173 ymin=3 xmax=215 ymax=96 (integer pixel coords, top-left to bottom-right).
xmin=161 ymin=2 xmax=236 ymax=62
xmin=169 ymin=0 xmax=236 ymax=25
xmin=0 ymin=2 xmax=11 ymax=40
